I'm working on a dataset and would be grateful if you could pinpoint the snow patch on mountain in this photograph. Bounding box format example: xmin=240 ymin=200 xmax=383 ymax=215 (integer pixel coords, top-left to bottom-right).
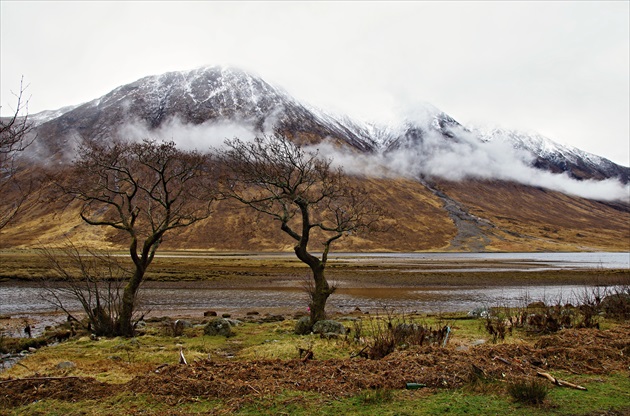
xmin=28 ymin=104 xmax=80 ymax=126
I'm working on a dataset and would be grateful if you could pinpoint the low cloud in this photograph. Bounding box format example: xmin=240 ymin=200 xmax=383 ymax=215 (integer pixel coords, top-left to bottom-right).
xmin=115 ymin=113 xmax=628 ymax=203
xmin=308 ymin=125 xmax=629 ymax=202
xmin=117 ymin=116 xmax=260 ymax=151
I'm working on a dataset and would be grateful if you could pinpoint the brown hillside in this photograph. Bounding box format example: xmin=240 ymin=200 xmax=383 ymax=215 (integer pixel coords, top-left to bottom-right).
xmin=435 ymin=179 xmax=630 ymax=251
xmin=0 ymin=172 xmax=628 ymax=252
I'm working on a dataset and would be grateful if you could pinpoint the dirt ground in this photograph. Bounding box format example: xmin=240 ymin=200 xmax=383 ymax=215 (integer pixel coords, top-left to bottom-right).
xmin=2 ymin=324 xmax=629 ymax=410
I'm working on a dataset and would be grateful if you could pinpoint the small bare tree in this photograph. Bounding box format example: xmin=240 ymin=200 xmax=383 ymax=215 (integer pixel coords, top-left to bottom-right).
xmin=40 ymin=243 xmax=130 ymax=336
xmin=0 ymin=77 xmax=35 ymax=229
xmin=217 ymin=134 xmax=382 ymax=327
xmin=62 ymin=139 xmax=217 ymax=336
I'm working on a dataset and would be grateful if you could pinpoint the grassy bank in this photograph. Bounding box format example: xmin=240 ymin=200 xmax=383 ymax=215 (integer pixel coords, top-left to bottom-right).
xmin=1 ymin=310 xmax=629 ymax=415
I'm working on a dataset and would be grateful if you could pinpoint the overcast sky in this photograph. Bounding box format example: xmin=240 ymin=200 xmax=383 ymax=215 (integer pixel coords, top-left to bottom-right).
xmin=1 ymin=1 xmax=628 ymax=166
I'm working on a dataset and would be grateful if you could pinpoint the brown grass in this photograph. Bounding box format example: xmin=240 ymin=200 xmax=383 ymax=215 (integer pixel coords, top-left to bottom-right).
xmin=2 ymin=174 xmax=627 ymax=252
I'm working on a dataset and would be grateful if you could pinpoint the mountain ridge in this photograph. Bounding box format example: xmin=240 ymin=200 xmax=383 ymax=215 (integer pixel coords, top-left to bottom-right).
xmin=22 ymin=66 xmax=628 ymax=184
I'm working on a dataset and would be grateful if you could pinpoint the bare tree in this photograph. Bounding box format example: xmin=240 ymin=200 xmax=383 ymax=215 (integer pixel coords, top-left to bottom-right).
xmin=218 ymin=134 xmax=382 ymax=327
xmin=40 ymin=242 xmax=130 ymax=336
xmin=0 ymin=77 xmax=35 ymax=229
xmin=62 ymin=139 xmax=217 ymax=336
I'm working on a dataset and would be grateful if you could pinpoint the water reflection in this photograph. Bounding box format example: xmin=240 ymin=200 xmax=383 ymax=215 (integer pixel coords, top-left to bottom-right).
xmin=0 ymin=282 xmax=621 ymax=317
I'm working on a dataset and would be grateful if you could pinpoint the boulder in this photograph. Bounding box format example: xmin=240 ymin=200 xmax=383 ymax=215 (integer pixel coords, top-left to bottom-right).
xmin=312 ymin=320 xmax=347 ymax=335
xmin=204 ymin=318 xmax=235 ymax=337
xmin=294 ymin=316 xmax=312 ymax=335
xmin=260 ymin=314 xmax=285 ymax=323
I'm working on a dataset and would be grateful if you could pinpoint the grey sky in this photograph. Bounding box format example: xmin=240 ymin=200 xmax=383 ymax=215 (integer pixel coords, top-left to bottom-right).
xmin=1 ymin=1 xmax=629 ymax=166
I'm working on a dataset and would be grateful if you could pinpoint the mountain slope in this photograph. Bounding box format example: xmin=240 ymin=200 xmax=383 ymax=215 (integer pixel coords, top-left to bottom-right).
xmin=2 ymin=66 xmax=628 ymax=252
xmin=2 ymin=175 xmax=628 ymax=252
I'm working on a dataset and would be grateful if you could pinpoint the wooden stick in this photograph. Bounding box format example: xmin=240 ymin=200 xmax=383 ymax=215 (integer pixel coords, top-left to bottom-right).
xmin=493 ymin=356 xmax=512 ymax=365
xmin=179 ymin=348 xmax=188 ymax=365
xmin=537 ymin=371 xmax=587 ymax=391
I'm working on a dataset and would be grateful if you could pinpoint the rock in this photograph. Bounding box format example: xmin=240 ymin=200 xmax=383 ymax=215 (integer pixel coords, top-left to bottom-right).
xmin=222 ymin=313 xmax=231 ymax=318
xmin=204 ymin=310 xmax=218 ymax=317
xmin=56 ymin=361 xmax=76 ymax=369
xmin=246 ymin=311 xmax=260 ymax=316
xmin=225 ymin=318 xmax=242 ymax=327
xmin=467 ymin=307 xmax=489 ymax=318
xmin=312 ymin=320 xmax=347 ymax=335
xmin=260 ymin=314 xmax=285 ymax=323
xmin=294 ymin=316 xmax=312 ymax=335
xmin=174 ymin=319 xmax=192 ymax=329
xmin=204 ymin=318 xmax=235 ymax=337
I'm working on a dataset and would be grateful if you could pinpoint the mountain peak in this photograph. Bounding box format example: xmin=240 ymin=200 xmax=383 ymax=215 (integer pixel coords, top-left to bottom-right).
xmin=23 ymin=66 xmax=629 ymax=187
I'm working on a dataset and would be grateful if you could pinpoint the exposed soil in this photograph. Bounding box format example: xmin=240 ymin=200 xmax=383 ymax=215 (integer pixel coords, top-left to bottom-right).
xmin=2 ymin=324 xmax=628 ymax=411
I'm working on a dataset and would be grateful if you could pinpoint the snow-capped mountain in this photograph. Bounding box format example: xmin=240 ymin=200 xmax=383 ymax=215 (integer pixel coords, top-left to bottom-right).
xmin=474 ymin=127 xmax=629 ymax=183
xmin=6 ymin=66 xmax=629 ymax=252
xmin=30 ymin=66 xmax=377 ymax=156
xmin=26 ymin=65 xmax=628 ymax=184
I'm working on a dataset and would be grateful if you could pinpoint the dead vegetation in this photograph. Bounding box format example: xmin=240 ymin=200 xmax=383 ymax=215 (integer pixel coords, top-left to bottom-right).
xmin=1 ymin=323 xmax=628 ymax=409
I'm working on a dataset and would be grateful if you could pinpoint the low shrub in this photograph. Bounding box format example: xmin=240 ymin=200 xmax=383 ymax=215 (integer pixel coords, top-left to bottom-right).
xmin=507 ymin=378 xmax=548 ymax=405
xmin=354 ymin=313 xmax=450 ymax=359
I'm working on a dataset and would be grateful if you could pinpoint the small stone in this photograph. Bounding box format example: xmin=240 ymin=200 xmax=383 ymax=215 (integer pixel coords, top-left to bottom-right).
xmin=56 ymin=361 xmax=76 ymax=369
xmin=204 ymin=311 xmax=218 ymax=317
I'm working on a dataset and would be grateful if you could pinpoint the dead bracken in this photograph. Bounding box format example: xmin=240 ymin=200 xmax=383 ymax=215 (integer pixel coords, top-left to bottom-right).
xmin=2 ymin=324 xmax=628 ymax=409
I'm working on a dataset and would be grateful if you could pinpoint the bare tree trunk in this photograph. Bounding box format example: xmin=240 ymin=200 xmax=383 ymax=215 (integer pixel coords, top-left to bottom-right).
xmin=116 ymin=266 xmax=145 ymax=336
xmin=309 ymin=266 xmax=333 ymax=324
xmin=296 ymin=245 xmax=334 ymax=326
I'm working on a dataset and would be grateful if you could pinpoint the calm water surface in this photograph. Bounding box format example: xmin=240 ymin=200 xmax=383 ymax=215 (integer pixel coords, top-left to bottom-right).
xmin=1 ymin=252 xmax=627 ymax=318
